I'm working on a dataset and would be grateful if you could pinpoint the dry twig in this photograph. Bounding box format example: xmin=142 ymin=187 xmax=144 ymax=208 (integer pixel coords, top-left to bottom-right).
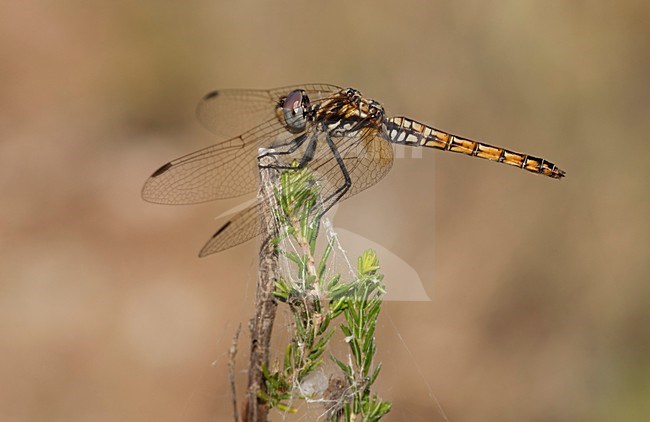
xmin=244 ymin=155 xmax=280 ymax=422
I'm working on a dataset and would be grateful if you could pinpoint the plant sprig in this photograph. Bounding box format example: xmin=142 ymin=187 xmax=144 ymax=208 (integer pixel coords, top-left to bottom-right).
xmin=260 ymin=163 xmax=391 ymax=421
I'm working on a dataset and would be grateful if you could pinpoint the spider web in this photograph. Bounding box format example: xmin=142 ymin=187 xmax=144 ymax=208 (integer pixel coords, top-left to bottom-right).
xmin=202 ymin=150 xmax=447 ymax=421
xmin=259 ymin=156 xmax=356 ymax=419
xmin=252 ymin=154 xmax=445 ymax=421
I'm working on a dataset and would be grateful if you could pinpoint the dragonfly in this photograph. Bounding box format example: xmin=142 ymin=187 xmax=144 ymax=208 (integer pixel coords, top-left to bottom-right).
xmin=142 ymin=83 xmax=565 ymax=257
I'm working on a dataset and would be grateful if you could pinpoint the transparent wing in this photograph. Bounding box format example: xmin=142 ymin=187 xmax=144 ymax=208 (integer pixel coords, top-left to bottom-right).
xmin=196 ymin=83 xmax=342 ymax=139
xmin=198 ymin=129 xmax=394 ymax=256
xmin=199 ymin=201 xmax=263 ymax=257
xmin=312 ymin=127 xmax=395 ymax=201
xmin=142 ymin=117 xmax=318 ymax=204
xmin=142 ymin=84 xmax=343 ymax=204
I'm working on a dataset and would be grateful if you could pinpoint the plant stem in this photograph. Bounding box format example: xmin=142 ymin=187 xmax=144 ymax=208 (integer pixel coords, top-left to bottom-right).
xmin=245 ymin=155 xmax=280 ymax=422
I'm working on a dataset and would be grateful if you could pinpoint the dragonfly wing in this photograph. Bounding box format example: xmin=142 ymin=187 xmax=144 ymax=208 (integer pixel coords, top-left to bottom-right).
xmin=197 ymin=128 xmax=395 ymax=256
xmin=308 ymin=127 xmax=395 ymax=206
xmin=142 ymin=117 xmax=317 ymax=204
xmin=199 ymin=201 xmax=263 ymax=256
xmin=196 ymin=83 xmax=342 ymax=138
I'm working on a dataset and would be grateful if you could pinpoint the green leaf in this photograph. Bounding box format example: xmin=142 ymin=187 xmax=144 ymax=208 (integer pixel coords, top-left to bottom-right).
xmin=339 ymin=323 xmax=352 ymax=338
xmin=331 ymin=355 xmax=352 ymax=378
xmin=285 ymin=251 xmax=303 ymax=266
xmin=257 ymin=389 xmax=271 ymax=403
xmin=369 ymin=362 xmax=382 ymax=386
xmin=317 ymin=239 xmax=334 ymax=279
xmin=329 ymin=299 xmax=346 ymax=316
xmin=349 ymin=337 xmax=362 ymax=367
xmin=362 ymin=342 xmax=376 ymax=377
xmin=324 ymin=273 xmax=341 ymax=291
xmin=317 ymin=314 xmax=331 ymax=335
xmin=305 ymin=274 xmax=317 ymax=289
xmin=345 ymin=305 xmax=360 ymax=329
xmin=312 ymin=328 xmax=334 ymax=353
xmin=363 ymin=322 xmax=376 ymax=353
xmin=358 ymin=249 xmax=380 ymax=275
xmin=276 ymin=402 xmax=298 ymax=413
xmin=300 ymin=356 xmax=323 ymax=378
xmin=367 ymin=302 xmax=382 ymax=326
xmin=283 ymin=343 xmax=292 ymax=373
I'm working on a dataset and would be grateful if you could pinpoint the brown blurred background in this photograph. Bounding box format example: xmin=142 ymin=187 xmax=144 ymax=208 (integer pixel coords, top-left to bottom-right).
xmin=1 ymin=1 xmax=648 ymax=421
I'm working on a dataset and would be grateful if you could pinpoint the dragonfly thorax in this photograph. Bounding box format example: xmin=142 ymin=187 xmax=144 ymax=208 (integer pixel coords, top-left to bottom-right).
xmin=314 ymin=88 xmax=385 ymax=135
xmin=343 ymin=88 xmax=385 ymax=120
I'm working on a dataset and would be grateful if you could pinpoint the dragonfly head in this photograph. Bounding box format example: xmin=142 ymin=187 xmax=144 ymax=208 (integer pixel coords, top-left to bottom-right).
xmin=280 ymin=89 xmax=310 ymax=133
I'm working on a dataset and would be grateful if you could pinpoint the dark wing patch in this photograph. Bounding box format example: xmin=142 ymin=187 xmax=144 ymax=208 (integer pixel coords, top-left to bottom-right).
xmin=150 ymin=162 xmax=173 ymax=178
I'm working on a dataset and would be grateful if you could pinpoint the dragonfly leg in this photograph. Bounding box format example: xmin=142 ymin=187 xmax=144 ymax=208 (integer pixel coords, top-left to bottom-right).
xmin=317 ymin=133 xmax=352 ymax=217
xmin=258 ymin=133 xmax=308 ymax=164
xmin=259 ymin=132 xmax=319 ymax=170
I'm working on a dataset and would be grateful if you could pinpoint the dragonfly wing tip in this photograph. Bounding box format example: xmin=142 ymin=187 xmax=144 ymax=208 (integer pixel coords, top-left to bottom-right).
xmin=151 ymin=161 xmax=173 ymax=178
xmin=202 ymin=90 xmax=219 ymax=100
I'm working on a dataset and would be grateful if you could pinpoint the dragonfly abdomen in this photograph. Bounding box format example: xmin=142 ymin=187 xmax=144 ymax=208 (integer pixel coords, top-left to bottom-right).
xmin=385 ymin=116 xmax=565 ymax=179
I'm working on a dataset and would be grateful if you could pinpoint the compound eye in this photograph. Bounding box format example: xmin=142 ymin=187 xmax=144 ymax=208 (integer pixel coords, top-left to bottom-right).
xmin=282 ymin=90 xmax=308 ymax=133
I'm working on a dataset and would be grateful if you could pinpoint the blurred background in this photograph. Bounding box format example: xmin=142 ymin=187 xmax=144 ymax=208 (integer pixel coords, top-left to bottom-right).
xmin=1 ymin=1 xmax=648 ymax=420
